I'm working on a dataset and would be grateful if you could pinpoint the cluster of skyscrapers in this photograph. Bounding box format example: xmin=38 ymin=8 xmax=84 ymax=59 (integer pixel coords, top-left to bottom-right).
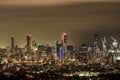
xmin=0 ymin=33 xmax=120 ymax=69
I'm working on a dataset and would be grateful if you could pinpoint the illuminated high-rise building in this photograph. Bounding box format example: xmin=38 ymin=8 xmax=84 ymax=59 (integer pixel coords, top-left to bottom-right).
xmin=27 ymin=34 xmax=31 ymax=46
xmin=56 ymin=41 xmax=63 ymax=60
xmin=60 ymin=33 xmax=68 ymax=61
xmin=80 ymin=44 xmax=88 ymax=63
xmin=61 ymin=32 xmax=67 ymax=43
xmin=67 ymin=45 xmax=74 ymax=59
xmin=11 ymin=35 xmax=15 ymax=53
xmin=94 ymin=34 xmax=99 ymax=47
xmin=93 ymin=34 xmax=100 ymax=61
xmin=26 ymin=34 xmax=31 ymax=53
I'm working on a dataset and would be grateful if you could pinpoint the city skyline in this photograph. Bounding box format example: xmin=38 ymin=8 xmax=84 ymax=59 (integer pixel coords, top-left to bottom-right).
xmin=0 ymin=1 xmax=120 ymax=47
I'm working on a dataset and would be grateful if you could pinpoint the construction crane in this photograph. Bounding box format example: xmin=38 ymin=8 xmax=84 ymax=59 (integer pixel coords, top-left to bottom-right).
xmin=101 ymin=37 xmax=107 ymax=57
xmin=111 ymin=36 xmax=117 ymax=41
xmin=102 ymin=37 xmax=107 ymax=48
xmin=110 ymin=36 xmax=118 ymax=49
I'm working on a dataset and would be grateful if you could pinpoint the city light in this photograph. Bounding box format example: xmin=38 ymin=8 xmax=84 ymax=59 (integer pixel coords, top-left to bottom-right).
xmin=0 ymin=33 xmax=119 ymax=79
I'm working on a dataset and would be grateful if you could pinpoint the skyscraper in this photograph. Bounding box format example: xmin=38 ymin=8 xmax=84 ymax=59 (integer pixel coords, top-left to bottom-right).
xmin=26 ymin=34 xmax=31 ymax=53
xmin=11 ymin=35 xmax=15 ymax=53
xmin=94 ymin=34 xmax=99 ymax=47
xmin=93 ymin=34 xmax=100 ymax=61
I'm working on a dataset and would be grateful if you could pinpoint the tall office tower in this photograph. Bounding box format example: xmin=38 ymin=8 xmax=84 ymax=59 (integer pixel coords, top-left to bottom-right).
xmin=94 ymin=34 xmax=99 ymax=47
xmin=56 ymin=41 xmax=63 ymax=60
xmin=80 ymin=44 xmax=88 ymax=63
xmin=61 ymin=33 xmax=68 ymax=53
xmin=11 ymin=35 xmax=15 ymax=53
xmin=67 ymin=45 xmax=74 ymax=59
xmin=26 ymin=34 xmax=31 ymax=53
xmin=46 ymin=42 xmax=51 ymax=54
xmin=61 ymin=33 xmax=68 ymax=62
xmin=46 ymin=42 xmax=52 ymax=61
xmin=93 ymin=34 xmax=100 ymax=61
xmin=61 ymin=33 xmax=67 ymax=43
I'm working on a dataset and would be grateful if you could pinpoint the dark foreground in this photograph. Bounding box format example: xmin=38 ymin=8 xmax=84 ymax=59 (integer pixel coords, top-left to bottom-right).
xmin=0 ymin=71 xmax=120 ymax=80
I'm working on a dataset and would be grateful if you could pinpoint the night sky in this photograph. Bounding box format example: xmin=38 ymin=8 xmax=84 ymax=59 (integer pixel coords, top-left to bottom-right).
xmin=0 ymin=0 xmax=120 ymax=47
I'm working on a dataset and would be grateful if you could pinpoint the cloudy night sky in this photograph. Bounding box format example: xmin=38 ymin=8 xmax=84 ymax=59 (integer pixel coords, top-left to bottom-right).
xmin=0 ymin=0 xmax=120 ymax=47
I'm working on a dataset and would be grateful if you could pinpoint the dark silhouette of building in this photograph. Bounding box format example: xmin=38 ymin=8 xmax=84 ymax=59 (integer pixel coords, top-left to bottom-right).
xmin=11 ymin=35 xmax=15 ymax=53
xmin=26 ymin=34 xmax=31 ymax=53
xmin=94 ymin=34 xmax=99 ymax=47
xmin=67 ymin=45 xmax=74 ymax=58
xmin=80 ymin=44 xmax=88 ymax=63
